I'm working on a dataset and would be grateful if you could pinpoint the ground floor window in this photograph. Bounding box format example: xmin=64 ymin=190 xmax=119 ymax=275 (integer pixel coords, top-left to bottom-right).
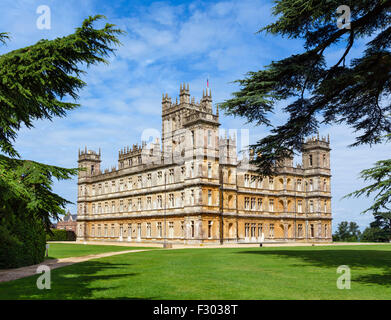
xmin=208 ymin=221 xmax=212 ymax=238
xmin=251 ymin=223 xmax=256 ymax=237
xmin=310 ymin=224 xmax=314 ymax=238
xmin=147 ymin=223 xmax=151 ymax=237
xmin=128 ymin=224 xmax=132 ymax=239
xmin=258 ymin=224 xmax=263 ymax=237
xmin=269 ymin=224 xmax=274 ymax=238
xmin=245 ymin=223 xmax=250 ymax=238
xmin=157 ymin=222 xmax=162 ymax=238
xmin=297 ymin=224 xmax=303 ymax=237
xmin=169 ymin=222 xmax=174 ymax=238
xmin=191 ymin=221 xmax=195 ymax=238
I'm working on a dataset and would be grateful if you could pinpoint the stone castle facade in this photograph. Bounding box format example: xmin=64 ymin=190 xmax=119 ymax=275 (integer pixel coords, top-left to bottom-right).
xmin=76 ymin=84 xmax=332 ymax=244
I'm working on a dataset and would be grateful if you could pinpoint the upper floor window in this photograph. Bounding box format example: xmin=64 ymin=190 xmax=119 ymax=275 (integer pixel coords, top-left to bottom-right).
xmin=208 ymin=163 xmax=212 ymax=178
xmin=269 ymin=178 xmax=274 ymax=189
xmin=244 ymin=197 xmax=250 ymax=209
xmin=297 ymin=179 xmax=302 ymax=191
xmin=244 ymin=174 xmax=249 ymax=187
xmin=269 ymin=199 xmax=274 ymax=212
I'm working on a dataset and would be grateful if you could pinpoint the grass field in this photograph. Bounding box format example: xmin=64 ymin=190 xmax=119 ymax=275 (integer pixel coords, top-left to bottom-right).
xmin=45 ymin=243 xmax=155 ymax=259
xmin=1 ymin=244 xmax=391 ymax=299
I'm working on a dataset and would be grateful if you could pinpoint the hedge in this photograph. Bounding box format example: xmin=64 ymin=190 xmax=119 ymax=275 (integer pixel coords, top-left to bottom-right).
xmin=0 ymin=213 xmax=46 ymax=269
xmin=46 ymin=229 xmax=76 ymax=241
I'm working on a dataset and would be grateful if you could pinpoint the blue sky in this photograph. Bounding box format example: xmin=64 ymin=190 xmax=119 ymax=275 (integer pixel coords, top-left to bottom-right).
xmin=0 ymin=0 xmax=389 ymax=231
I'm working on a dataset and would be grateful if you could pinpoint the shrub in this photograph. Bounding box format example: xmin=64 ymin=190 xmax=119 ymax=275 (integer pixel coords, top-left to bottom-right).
xmin=46 ymin=229 xmax=76 ymax=241
xmin=0 ymin=213 xmax=46 ymax=269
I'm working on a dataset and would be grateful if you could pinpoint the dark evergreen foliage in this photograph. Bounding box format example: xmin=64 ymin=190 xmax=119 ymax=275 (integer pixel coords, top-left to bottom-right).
xmin=220 ymin=0 xmax=391 ymax=176
xmin=0 ymin=15 xmax=122 ymax=268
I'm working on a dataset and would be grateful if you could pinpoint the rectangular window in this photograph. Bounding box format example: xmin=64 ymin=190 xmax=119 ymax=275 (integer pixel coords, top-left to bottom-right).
xmin=157 ymin=222 xmax=162 ymax=238
xmin=208 ymin=162 xmax=212 ymax=178
xmin=208 ymin=221 xmax=212 ymax=238
xmin=244 ymin=197 xmax=249 ymax=210
xmin=269 ymin=199 xmax=274 ymax=212
xmin=298 ymin=200 xmax=303 ymax=213
xmin=269 ymin=178 xmax=274 ymax=189
xmin=191 ymin=221 xmax=195 ymax=238
xmin=244 ymin=174 xmax=249 ymax=187
xmin=258 ymin=198 xmax=262 ymax=210
xmin=147 ymin=223 xmax=151 ymax=237
xmin=245 ymin=223 xmax=250 ymax=238
xmin=251 ymin=198 xmax=256 ymax=210
xmin=298 ymin=224 xmax=303 ymax=237
xmin=258 ymin=224 xmax=263 ymax=237
xmin=251 ymin=223 xmax=256 ymax=237
xmin=169 ymin=222 xmax=174 ymax=238
xmin=128 ymin=224 xmax=132 ymax=239
xmin=297 ymin=179 xmax=302 ymax=191
xmin=269 ymin=224 xmax=274 ymax=238
xmin=208 ymin=190 xmax=212 ymax=205
xmin=169 ymin=194 xmax=174 ymax=207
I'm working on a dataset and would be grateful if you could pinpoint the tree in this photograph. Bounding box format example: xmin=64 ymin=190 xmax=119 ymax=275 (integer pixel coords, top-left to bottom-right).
xmin=0 ymin=15 xmax=123 ymax=267
xmin=361 ymin=215 xmax=391 ymax=242
xmin=220 ymin=0 xmax=391 ymax=176
xmin=345 ymin=135 xmax=391 ymax=233
xmin=333 ymin=221 xmax=361 ymax=242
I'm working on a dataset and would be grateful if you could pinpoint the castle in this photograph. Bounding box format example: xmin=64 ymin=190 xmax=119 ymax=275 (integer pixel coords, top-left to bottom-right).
xmin=76 ymin=84 xmax=332 ymax=244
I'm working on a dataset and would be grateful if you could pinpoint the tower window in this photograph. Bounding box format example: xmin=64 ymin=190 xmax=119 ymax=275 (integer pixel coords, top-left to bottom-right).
xmin=309 ymin=155 xmax=313 ymax=166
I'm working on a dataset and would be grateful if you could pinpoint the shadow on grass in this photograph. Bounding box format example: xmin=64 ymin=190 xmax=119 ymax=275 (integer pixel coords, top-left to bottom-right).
xmin=237 ymin=249 xmax=391 ymax=287
xmin=0 ymin=260 xmax=156 ymax=300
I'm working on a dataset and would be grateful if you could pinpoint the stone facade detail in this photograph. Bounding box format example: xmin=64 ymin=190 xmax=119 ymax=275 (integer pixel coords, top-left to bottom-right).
xmin=76 ymin=84 xmax=332 ymax=244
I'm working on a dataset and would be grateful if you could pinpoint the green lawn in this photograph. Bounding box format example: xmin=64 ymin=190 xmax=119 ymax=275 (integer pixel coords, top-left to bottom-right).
xmin=45 ymin=243 xmax=155 ymax=259
xmin=1 ymin=244 xmax=391 ymax=299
